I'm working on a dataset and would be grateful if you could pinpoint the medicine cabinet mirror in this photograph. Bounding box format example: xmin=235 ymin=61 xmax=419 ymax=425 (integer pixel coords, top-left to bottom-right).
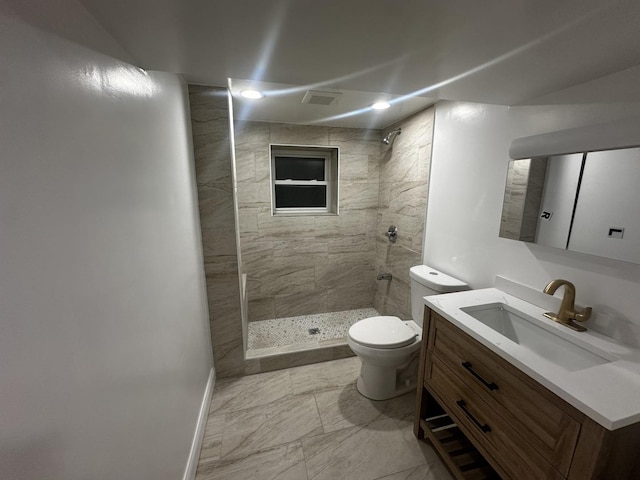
xmin=499 ymin=146 xmax=640 ymax=264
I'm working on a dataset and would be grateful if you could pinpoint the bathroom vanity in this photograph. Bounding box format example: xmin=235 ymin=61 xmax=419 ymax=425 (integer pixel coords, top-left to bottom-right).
xmin=414 ymin=289 xmax=640 ymax=480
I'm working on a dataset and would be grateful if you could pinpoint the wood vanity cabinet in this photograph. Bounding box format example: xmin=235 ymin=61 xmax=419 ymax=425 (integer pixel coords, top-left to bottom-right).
xmin=414 ymin=307 xmax=640 ymax=480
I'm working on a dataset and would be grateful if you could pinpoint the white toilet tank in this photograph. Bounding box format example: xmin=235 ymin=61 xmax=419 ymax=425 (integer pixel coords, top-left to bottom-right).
xmin=409 ymin=265 xmax=469 ymax=327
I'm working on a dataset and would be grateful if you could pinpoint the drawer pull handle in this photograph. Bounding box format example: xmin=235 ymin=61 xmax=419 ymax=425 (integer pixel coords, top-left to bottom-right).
xmin=462 ymin=361 xmax=499 ymax=391
xmin=456 ymin=399 xmax=491 ymax=433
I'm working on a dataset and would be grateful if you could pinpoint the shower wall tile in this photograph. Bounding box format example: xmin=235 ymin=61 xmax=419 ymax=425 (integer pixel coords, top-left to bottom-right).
xmin=248 ymin=296 xmax=276 ymax=322
xmin=380 ymin=146 xmax=419 ymax=184
xmin=315 ymin=261 xmax=373 ymax=289
xmin=200 ymin=227 xmax=237 ymax=260
xmin=237 ymin=210 xmax=259 ymax=235
xmin=235 ymin=176 xmax=271 ymax=205
xmin=272 ymin=239 xmax=329 ymax=258
xmin=194 ymin=141 xmax=232 ymax=185
xmin=329 ymin=127 xmax=380 ymax=156
xmin=258 ymin=265 xmax=317 ymax=296
xmin=274 ymin=290 xmax=329 ymax=318
xmin=326 ymin=234 xmax=374 ymax=255
xmin=314 ymin=211 xmax=367 ymax=237
xmin=234 ymin=121 xmax=270 ymax=151
xmin=241 ymin=238 xmax=276 ymax=271
xmin=269 ymin=123 xmax=329 ymax=145
xmin=417 ymin=143 xmax=433 ymax=179
xmin=328 ymin=283 xmax=375 ymax=311
xmin=378 ymin=182 xmax=391 ymax=210
xmin=377 ymin=212 xmax=422 ymax=252
xmin=256 ymin=213 xmax=317 ymax=239
xmin=365 ymin=210 xmax=379 ymax=233
xmin=189 ymin=85 xmax=245 ymax=378
xmin=367 ymin=154 xmax=381 ymax=184
xmin=254 ymin=151 xmax=272 ymax=183
xmin=234 ymin=150 xmax=256 ymax=183
xmin=375 ymin=107 xmax=435 ymax=320
xmin=389 ymin=181 xmax=429 ymax=218
xmin=198 ymin=183 xmax=235 ymax=228
xmin=235 ymin=120 xmax=382 ymax=323
xmin=340 ymin=153 xmax=370 ymax=181
xmin=339 ymin=181 xmax=380 ymax=211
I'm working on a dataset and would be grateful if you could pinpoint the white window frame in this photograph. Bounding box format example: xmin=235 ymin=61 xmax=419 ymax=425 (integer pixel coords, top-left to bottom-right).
xmin=270 ymin=145 xmax=339 ymax=216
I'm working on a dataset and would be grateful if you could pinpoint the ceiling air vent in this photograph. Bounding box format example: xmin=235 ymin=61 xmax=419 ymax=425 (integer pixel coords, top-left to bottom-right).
xmin=301 ymin=90 xmax=342 ymax=106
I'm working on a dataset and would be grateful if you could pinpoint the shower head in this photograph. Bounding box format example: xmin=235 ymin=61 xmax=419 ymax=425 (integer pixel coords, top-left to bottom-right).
xmin=382 ymin=128 xmax=402 ymax=145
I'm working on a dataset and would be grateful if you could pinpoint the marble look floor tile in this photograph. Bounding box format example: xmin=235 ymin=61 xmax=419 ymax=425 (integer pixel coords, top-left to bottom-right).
xmin=209 ymin=369 xmax=292 ymax=414
xmin=314 ymin=383 xmax=385 ymax=433
xmin=314 ymin=385 xmax=415 ymax=433
xmin=289 ymin=356 xmax=361 ymax=396
xmin=373 ymin=462 xmax=454 ymax=480
xmin=196 ymin=442 xmax=308 ymax=480
xmin=397 ymin=419 xmax=439 ymax=465
xmin=220 ymin=394 xmax=323 ymax=458
xmin=302 ymin=417 xmax=431 ymax=480
xmin=196 ymin=357 xmax=452 ymax=480
xmin=198 ymin=414 xmax=225 ymax=463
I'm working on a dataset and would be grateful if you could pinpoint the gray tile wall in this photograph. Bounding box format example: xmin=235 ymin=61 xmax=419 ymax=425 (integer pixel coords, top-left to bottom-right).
xmin=234 ymin=122 xmax=381 ymax=322
xmin=189 ymin=90 xmax=435 ymax=375
xmin=189 ymin=86 xmax=245 ymax=378
xmin=375 ymin=108 xmax=435 ymax=319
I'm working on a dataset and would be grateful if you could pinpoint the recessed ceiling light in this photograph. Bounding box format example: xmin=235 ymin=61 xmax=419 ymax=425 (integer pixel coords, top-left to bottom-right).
xmin=240 ymin=89 xmax=264 ymax=99
xmin=371 ymin=101 xmax=391 ymax=110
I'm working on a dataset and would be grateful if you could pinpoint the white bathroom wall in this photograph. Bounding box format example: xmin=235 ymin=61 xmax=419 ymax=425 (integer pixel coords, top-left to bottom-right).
xmin=425 ymin=101 xmax=640 ymax=338
xmin=0 ymin=3 xmax=212 ymax=479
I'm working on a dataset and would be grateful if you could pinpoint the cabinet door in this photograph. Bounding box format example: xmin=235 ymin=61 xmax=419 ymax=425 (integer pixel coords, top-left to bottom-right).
xmin=429 ymin=314 xmax=581 ymax=475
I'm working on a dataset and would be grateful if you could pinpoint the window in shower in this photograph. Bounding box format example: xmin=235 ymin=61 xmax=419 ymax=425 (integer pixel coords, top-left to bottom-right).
xmin=270 ymin=145 xmax=339 ymax=215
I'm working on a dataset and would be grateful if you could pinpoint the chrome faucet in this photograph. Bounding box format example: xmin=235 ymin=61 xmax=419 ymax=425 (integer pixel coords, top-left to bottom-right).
xmin=542 ymin=279 xmax=592 ymax=332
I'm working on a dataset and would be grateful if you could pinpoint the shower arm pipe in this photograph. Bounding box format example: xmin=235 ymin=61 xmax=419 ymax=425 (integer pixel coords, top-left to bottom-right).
xmin=382 ymin=128 xmax=402 ymax=145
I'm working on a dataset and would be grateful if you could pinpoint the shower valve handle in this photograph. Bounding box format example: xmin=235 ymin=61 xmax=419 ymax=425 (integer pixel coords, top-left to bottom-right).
xmin=385 ymin=225 xmax=398 ymax=243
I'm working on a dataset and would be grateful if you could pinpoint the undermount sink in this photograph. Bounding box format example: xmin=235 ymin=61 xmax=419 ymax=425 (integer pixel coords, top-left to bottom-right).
xmin=460 ymin=303 xmax=613 ymax=372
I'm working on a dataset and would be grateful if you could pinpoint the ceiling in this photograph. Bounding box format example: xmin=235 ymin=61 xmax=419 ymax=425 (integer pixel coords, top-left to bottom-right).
xmin=77 ymin=0 xmax=640 ymax=128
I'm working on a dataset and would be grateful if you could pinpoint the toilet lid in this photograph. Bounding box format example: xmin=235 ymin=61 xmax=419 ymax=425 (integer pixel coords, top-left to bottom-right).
xmin=348 ymin=316 xmax=417 ymax=349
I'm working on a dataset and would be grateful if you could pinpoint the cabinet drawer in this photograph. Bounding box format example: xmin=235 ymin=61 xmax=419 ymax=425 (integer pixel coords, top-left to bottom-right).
xmin=428 ymin=356 xmax=565 ymax=480
xmin=428 ymin=314 xmax=580 ymax=475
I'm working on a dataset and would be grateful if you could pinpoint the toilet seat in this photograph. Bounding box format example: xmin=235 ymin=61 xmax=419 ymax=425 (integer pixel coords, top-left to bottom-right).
xmin=348 ymin=316 xmax=417 ymax=349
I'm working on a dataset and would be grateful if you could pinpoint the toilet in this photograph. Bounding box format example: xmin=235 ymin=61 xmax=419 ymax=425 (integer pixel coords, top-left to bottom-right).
xmin=348 ymin=265 xmax=468 ymax=400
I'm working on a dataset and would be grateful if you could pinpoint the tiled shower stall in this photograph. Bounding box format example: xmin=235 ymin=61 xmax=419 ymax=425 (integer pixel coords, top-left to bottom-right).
xmin=189 ymin=85 xmax=434 ymax=376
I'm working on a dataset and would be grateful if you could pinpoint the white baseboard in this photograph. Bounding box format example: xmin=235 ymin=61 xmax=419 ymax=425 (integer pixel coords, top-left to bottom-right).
xmin=182 ymin=367 xmax=215 ymax=480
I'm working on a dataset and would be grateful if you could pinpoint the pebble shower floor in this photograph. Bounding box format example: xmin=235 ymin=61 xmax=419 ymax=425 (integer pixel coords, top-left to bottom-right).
xmin=247 ymin=308 xmax=379 ymax=354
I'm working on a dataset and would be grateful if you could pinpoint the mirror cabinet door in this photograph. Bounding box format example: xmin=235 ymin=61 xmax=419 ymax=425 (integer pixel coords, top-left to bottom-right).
xmin=568 ymin=147 xmax=640 ymax=263
xmin=499 ymin=147 xmax=640 ymax=265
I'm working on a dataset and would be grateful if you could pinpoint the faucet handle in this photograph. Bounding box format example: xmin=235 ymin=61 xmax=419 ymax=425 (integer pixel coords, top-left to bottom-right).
xmin=573 ymin=306 xmax=592 ymax=322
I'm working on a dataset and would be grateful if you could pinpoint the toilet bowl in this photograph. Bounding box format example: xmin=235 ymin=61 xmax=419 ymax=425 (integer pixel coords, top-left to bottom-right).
xmin=348 ymin=265 xmax=468 ymax=400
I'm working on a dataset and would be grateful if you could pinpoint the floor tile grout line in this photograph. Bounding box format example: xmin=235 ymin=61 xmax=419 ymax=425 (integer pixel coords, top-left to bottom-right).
xmin=311 ymin=393 xmax=327 ymax=434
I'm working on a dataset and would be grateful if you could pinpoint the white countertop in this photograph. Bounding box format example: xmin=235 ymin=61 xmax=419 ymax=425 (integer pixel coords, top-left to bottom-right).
xmin=424 ymin=288 xmax=640 ymax=430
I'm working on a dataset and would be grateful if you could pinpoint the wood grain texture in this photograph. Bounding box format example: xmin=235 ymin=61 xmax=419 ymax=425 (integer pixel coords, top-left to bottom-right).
xmin=431 ymin=313 xmax=581 ymax=475
xmin=414 ymin=308 xmax=433 ymax=439
xmin=415 ymin=307 xmax=640 ymax=480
